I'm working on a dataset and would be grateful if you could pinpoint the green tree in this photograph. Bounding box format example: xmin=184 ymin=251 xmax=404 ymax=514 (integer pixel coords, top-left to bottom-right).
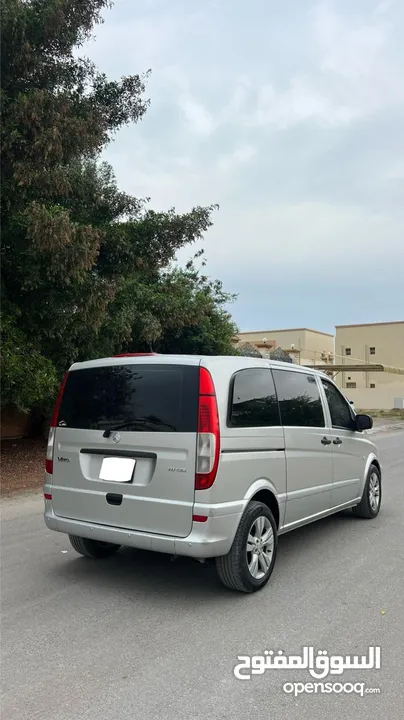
xmin=1 ymin=298 xmax=58 ymax=412
xmin=130 ymin=260 xmax=238 ymax=355
xmin=1 ymin=1 xmax=237 ymax=413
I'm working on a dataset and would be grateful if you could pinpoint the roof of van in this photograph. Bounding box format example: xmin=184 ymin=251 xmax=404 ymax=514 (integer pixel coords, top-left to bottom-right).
xmin=69 ymin=354 xmax=328 ymax=377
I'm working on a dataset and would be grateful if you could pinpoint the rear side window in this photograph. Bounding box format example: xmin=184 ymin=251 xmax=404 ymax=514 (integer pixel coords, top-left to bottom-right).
xmin=57 ymin=364 xmax=199 ymax=432
xmin=273 ymin=370 xmax=325 ymax=427
xmin=229 ymin=368 xmax=281 ymax=427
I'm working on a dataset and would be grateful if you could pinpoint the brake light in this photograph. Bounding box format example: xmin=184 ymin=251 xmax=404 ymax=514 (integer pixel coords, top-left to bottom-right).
xmin=113 ymin=353 xmax=158 ymax=357
xmin=45 ymin=372 xmax=69 ymax=475
xmin=195 ymin=367 xmax=220 ymax=490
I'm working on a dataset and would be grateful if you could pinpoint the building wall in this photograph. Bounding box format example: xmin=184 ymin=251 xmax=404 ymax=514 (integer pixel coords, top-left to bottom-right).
xmin=303 ymin=330 xmax=335 ymax=365
xmin=341 ymin=384 xmax=404 ymax=410
xmin=335 ymin=322 xmax=404 ymax=409
xmin=236 ymin=328 xmax=334 ymax=366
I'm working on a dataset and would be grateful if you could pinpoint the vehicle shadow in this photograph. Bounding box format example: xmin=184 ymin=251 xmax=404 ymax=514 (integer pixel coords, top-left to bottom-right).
xmin=49 ymin=509 xmax=376 ymax=601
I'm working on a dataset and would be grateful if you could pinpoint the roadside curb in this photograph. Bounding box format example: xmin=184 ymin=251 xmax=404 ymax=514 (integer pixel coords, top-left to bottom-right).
xmin=367 ymin=422 xmax=404 ymax=435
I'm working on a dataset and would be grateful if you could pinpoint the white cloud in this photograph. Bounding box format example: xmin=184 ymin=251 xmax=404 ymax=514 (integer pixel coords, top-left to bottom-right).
xmin=314 ymin=3 xmax=387 ymax=79
xmin=373 ymin=0 xmax=394 ymax=18
xmin=90 ymin=0 xmax=404 ymax=324
xmin=384 ymin=160 xmax=404 ymax=180
xmin=246 ymin=2 xmax=403 ymax=129
xmin=248 ymin=76 xmax=358 ymax=129
xmin=176 ymin=78 xmax=252 ymax=137
xmin=85 ymin=14 xmax=177 ymax=74
xmin=216 ymin=145 xmax=256 ymax=174
xmin=199 ymin=201 xmax=403 ymax=283
xmin=178 ymin=95 xmax=216 ymax=137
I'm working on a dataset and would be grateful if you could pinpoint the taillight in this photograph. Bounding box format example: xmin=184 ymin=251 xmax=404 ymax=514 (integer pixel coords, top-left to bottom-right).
xmin=45 ymin=427 xmax=55 ymax=474
xmin=195 ymin=367 xmax=220 ymax=490
xmin=113 ymin=353 xmax=158 ymax=357
xmin=45 ymin=372 xmax=69 ymax=475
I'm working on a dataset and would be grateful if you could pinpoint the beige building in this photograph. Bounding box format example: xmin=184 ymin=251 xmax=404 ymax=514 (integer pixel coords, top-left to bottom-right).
xmin=334 ymin=321 xmax=404 ymax=410
xmin=236 ymin=322 xmax=404 ymax=410
xmin=235 ymin=328 xmax=335 ymax=366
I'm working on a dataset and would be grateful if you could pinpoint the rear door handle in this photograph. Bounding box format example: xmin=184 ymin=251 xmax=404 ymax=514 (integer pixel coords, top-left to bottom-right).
xmin=333 ymin=437 xmax=343 ymax=446
xmin=321 ymin=437 xmax=332 ymax=445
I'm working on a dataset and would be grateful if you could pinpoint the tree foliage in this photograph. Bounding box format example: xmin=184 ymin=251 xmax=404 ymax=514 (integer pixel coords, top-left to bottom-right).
xmin=1 ymin=297 xmax=58 ymax=412
xmin=237 ymin=342 xmax=263 ymax=358
xmin=1 ymin=0 xmax=237 ymax=413
xmin=269 ymin=347 xmax=293 ymax=363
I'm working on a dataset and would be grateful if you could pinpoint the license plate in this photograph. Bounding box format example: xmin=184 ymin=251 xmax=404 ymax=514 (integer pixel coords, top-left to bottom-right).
xmin=99 ymin=457 xmax=136 ymax=482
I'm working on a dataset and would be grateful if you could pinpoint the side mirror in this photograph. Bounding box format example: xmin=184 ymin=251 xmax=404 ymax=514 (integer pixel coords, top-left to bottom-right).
xmin=355 ymin=414 xmax=373 ymax=432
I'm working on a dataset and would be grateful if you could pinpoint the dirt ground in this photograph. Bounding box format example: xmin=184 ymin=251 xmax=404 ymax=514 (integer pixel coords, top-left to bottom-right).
xmin=1 ymin=438 xmax=46 ymax=496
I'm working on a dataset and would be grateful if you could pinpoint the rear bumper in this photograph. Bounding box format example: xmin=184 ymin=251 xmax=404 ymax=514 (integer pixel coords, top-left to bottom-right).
xmin=44 ymin=501 xmax=244 ymax=559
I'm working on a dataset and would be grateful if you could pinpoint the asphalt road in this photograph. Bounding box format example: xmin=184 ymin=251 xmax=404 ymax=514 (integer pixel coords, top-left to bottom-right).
xmin=1 ymin=432 xmax=403 ymax=720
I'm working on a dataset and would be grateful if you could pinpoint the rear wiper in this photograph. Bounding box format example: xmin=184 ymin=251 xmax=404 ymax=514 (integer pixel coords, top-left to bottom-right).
xmin=102 ymin=416 xmax=175 ymax=437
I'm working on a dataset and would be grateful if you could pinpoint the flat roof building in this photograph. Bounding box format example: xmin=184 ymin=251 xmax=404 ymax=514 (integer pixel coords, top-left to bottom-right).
xmin=334 ymin=321 xmax=404 ymax=410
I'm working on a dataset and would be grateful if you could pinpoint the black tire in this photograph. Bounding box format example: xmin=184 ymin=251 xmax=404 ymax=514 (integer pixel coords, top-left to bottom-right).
xmin=216 ymin=501 xmax=278 ymax=593
xmin=352 ymin=464 xmax=382 ymax=519
xmin=69 ymin=535 xmax=121 ymax=558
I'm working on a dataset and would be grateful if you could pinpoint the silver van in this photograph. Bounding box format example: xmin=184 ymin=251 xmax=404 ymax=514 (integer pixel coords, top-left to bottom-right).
xmin=44 ymin=354 xmax=381 ymax=593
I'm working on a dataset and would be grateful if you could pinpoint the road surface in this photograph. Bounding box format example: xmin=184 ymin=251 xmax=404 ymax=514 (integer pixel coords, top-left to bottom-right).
xmin=1 ymin=432 xmax=403 ymax=720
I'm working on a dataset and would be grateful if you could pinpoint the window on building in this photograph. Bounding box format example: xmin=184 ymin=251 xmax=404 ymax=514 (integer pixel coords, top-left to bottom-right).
xmin=346 ymin=382 xmax=356 ymax=389
xmin=370 ymin=383 xmax=376 ymax=389
xmin=321 ymin=380 xmax=355 ymax=430
xmin=272 ymin=370 xmax=325 ymax=427
xmin=229 ymin=369 xmax=281 ymax=427
xmin=369 ymin=347 xmax=375 ymax=355
xmin=345 ymin=348 xmax=351 ymax=356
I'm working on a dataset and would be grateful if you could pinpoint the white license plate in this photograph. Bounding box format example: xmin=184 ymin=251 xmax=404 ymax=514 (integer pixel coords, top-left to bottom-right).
xmin=99 ymin=457 xmax=136 ymax=482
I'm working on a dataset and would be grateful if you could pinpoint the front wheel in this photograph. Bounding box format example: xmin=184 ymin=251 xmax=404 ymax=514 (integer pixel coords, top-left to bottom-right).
xmin=352 ymin=464 xmax=382 ymax=519
xmin=69 ymin=535 xmax=121 ymax=558
xmin=216 ymin=501 xmax=278 ymax=593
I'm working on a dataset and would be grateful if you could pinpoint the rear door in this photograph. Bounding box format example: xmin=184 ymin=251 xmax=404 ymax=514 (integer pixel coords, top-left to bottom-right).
xmin=51 ymin=362 xmax=199 ymax=537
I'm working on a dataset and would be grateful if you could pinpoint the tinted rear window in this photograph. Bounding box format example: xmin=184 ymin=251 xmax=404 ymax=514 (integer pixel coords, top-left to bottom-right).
xmin=57 ymin=364 xmax=199 ymax=432
xmin=229 ymin=368 xmax=281 ymax=427
xmin=272 ymin=369 xmax=325 ymax=428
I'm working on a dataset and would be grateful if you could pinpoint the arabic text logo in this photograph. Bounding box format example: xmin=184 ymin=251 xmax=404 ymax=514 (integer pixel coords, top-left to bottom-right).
xmin=233 ymin=646 xmax=381 ymax=681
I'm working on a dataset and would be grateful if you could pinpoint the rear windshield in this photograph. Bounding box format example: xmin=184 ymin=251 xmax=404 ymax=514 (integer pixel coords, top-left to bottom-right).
xmin=57 ymin=364 xmax=199 ymax=432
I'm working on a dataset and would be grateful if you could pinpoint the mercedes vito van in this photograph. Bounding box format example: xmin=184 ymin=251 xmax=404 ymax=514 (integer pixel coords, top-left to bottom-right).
xmin=44 ymin=354 xmax=381 ymax=593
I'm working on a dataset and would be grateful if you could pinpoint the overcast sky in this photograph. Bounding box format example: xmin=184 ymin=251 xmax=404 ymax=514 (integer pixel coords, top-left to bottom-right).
xmin=84 ymin=0 xmax=404 ymax=334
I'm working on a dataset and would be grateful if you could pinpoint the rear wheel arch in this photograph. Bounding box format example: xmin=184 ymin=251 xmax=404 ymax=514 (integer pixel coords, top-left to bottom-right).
xmin=370 ymin=457 xmax=381 ymax=474
xmin=249 ymin=489 xmax=280 ymax=529
xmin=363 ymin=454 xmax=381 ymax=486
